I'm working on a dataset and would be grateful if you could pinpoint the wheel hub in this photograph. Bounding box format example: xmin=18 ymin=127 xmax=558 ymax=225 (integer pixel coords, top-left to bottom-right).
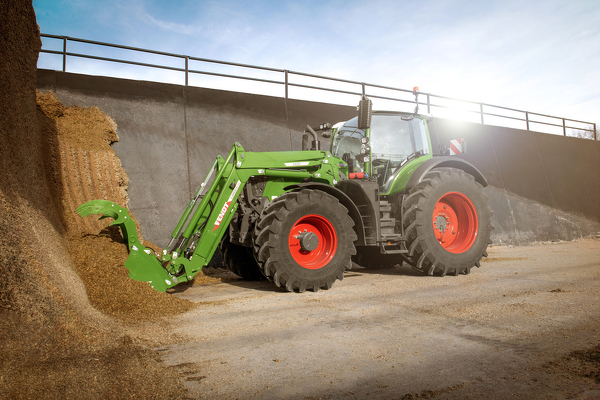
xmin=432 ymin=192 xmax=478 ymax=254
xmin=295 ymin=230 xmax=319 ymax=252
xmin=434 ymin=215 xmax=449 ymax=233
xmin=433 ymin=203 xmax=459 ymax=248
xmin=288 ymin=214 xmax=337 ymax=270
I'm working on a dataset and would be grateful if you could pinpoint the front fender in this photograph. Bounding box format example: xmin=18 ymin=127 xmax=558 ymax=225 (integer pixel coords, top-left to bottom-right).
xmin=284 ymin=182 xmax=366 ymax=246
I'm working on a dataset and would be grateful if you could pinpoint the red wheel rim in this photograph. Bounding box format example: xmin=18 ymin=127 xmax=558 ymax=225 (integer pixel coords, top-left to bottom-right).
xmin=288 ymin=214 xmax=337 ymax=269
xmin=432 ymin=192 xmax=478 ymax=254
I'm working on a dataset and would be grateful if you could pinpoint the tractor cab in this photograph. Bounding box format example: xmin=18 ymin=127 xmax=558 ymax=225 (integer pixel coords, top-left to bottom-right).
xmin=331 ymin=111 xmax=432 ymax=194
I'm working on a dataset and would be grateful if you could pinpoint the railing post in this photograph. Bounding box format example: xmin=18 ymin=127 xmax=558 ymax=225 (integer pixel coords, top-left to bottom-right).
xmin=480 ymin=103 xmax=484 ymax=124
xmin=526 ymin=112 xmax=530 ymax=131
xmin=284 ymin=70 xmax=288 ymax=99
xmin=62 ymin=36 xmax=67 ymax=72
xmin=562 ymin=118 xmax=566 ymax=136
xmin=185 ymin=56 xmax=189 ymax=86
xmin=427 ymin=94 xmax=431 ymax=114
xmin=594 ymin=123 xmax=597 ymax=141
xmin=361 ymin=83 xmax=365 ymax=96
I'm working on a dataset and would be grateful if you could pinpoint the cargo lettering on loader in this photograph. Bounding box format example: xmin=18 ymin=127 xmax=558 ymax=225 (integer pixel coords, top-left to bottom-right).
xmin=213 ymin=180 xmax=241 ymax=231
xmin=78 ymin=91 xmax=492 ymax=293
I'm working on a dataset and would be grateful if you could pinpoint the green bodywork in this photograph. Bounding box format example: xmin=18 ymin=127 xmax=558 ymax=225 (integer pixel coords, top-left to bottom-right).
xmin=78 ymin=143 xmax=345 ymax=292
xmin=382 ymin=155 xmax=432 ymax=195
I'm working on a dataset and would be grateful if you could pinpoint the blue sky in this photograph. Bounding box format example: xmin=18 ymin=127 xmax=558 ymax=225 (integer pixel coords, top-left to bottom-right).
xmin=34 ymin=0 xmax=599 ymax=130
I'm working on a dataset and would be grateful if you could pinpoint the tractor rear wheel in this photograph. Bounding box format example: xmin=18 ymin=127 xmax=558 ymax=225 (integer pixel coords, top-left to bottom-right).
xmin=253 ymin=189 xmax=357 ymax=292
xmin=219 ymin=231 xmax=265 ymax=280
xmin=400 ymin=168 xmax=492 ymax=276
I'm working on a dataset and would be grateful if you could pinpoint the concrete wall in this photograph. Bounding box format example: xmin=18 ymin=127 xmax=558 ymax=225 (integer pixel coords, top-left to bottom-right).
xmin=430 ymin=119 xmax=600 ymax=221
xmin=37 ymin=70 xmax=356 ymax=246
xmin=37 ymin=70 xmax=600 ymax=246
xmin=429 ymin=119 xmax=600 ymax=244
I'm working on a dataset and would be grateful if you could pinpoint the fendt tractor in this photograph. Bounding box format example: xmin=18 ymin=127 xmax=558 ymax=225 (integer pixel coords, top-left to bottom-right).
xmin=78 ymin=93 xmax=493 ymax=293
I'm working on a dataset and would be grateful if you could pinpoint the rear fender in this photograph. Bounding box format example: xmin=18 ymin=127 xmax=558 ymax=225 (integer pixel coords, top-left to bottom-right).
xmin=404 ymin=157 xmax=488 ymax=192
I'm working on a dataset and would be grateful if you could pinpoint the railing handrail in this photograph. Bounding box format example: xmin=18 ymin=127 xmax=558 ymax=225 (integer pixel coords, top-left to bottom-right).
xmin=38 ymin=34 xmax=597 ymax=140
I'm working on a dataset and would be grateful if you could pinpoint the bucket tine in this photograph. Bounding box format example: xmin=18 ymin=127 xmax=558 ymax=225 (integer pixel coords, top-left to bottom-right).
xmin=76 ymin=200 xmax=177 ymax=292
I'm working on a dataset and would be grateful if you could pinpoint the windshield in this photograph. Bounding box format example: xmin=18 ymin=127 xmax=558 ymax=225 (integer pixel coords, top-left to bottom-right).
xmin=330 ymin=117 xmax=366 ymax=172
xmin=331 ymin=114 xmax=430 ymax=191
xmin=371 ymin=115 xmax=430 ymax=192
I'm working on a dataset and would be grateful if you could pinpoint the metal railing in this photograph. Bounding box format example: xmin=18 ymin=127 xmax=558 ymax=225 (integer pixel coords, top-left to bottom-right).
xmin=39 ymin=34 xmax=597 ymax=140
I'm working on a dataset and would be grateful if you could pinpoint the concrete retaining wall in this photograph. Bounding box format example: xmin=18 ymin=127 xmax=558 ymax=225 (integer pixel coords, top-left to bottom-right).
xmin=430 ymin=119 xmax=600 ymax=221
xmin=37 ymin=70 xmax=600 ymax=246
xmin=429 ymin=119 xmax=600 ymax=244
xmin=37 ymin=70 xmax=356 ymax=245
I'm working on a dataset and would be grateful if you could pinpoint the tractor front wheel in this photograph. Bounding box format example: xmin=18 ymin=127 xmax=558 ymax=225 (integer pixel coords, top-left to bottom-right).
xmin=253 ymin=189 xmax=357 ymax=292
xmin=401 ymin=168 xmax=493 ymax=276
xmin=219 ymin=231 xmax=265 ymax=280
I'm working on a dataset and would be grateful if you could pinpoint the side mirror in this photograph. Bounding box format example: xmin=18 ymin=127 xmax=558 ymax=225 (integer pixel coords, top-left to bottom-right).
xmin=357 ymin=95 xmax=372 ymax=130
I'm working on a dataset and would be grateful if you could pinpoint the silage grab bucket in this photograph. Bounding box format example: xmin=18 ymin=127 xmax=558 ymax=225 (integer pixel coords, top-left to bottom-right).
xmin=76 ymin=200 xmax=177 ymax=292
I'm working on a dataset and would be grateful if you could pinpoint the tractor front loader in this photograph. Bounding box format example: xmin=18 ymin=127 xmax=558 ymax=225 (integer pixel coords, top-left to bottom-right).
xmin=79 ymin=94 xmax=493 ymax=293
xmin=78 ymin=141 xmax=357 ymax=292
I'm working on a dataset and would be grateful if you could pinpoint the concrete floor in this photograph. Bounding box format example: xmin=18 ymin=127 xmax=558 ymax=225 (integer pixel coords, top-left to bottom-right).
xmin=162 ymin=240 xmax=600 ymax=399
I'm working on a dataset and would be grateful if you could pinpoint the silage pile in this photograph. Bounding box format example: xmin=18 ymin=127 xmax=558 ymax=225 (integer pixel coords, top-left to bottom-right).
xmin=36 ymin=90 xmax=197 ymax=321
xmin=0 ymin=2 xmax=193 ymax=397
xmin=36 ymin=90 xmax=135 ymax=237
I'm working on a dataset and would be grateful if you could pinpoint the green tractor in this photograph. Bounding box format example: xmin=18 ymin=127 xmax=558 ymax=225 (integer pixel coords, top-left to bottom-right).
xmin=78 ymin=95 xmax=493 ymax=293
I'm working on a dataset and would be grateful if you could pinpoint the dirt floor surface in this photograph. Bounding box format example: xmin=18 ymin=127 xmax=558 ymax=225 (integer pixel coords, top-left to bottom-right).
xmin=161 ymin=239 xmax=600 ymax=400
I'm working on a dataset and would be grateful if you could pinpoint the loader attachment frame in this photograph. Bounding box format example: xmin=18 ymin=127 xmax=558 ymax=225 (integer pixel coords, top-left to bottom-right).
xmin=76 ymin=200 xmax=178 ymax=292
xmin=78 ymin=143 xmax=344 ymax=292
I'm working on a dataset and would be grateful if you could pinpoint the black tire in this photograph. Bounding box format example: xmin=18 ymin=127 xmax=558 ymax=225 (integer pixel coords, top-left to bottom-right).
xmin=352 ymin=246 xmax=402 ymax=269
xmin=400 ymin=168 xmax=492 ymax=276
xmin=253 ymin=189 xmax=357 ymax=292
xmin=219 ymin=231 xmax=265 ymax=280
